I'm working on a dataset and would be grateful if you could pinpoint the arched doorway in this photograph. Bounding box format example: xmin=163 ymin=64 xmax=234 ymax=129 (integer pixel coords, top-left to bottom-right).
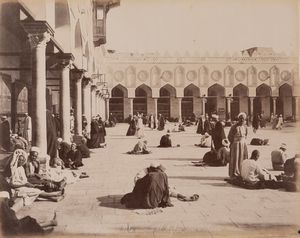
xmin=182 ymin=84 xmax=200 ymax=121
xmin=158 ymin=84 xmax=176 ymax=119
xmin=254 ymin=84 xmax=271 ymax=117
xmin=233 ymin=84 xmax=249 ymax=120
xmin=109 ymin=85 xmax=127 ymax=122
xmin=278 ymin=84 xmax=293 ymax=119
xmin=207 ymin=84 xmax=225 ymax=119
xmin=134 ymin=84 xmax=152 ymax=116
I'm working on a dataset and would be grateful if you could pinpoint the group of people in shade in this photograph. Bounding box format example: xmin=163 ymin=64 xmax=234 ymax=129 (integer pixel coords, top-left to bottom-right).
xmin=252 ymin=112 xmax=284 ymax=133
xmin=0 ymin=110 xmax=114 ymax=235
xmin=122 ymin=111 xmax=300 ymax=210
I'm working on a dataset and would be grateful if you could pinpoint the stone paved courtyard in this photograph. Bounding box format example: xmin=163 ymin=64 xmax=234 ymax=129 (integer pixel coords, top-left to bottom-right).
xmin=17 ymin=123 xmax=300 ymax=238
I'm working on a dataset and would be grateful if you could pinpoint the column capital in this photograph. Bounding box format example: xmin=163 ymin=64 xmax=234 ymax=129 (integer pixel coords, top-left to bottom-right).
xmin=72 ymin=68 xmax=86 ymax=81
xmin=21 ymin=20 xmax=54 ymax=49
xmin=82 ymin=77 xmax=92 ymax=87
xmin=57 ymin=53 xmax=74 ymax=67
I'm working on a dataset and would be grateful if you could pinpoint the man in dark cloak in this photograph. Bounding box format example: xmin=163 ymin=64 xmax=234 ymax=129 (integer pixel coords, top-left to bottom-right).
xmin=203 ymin=114 xmax=212 ymax=135
xmin=46 ymin=110 xmax=57 ymax=165
xmin=88 ymin=118 xmax=100 ymax=148
xmin=157 ymin=114 xmax=165 ymax=131
xmin=0 ymin=116 xmax=11 ymax=151
xmin=211 ymin=120 xmax=226 ymax=151
xmin=158 ymin=134 xmax=172 ymax=148
xmin=126 ymin=115 xmax=136 ymax=136
xmin=196 ymin=116 xmax=204 ymax=134
xmin=121 ymin=165 xmax=172 ymax=209
xmin=57 ymin=138 xmax=71 ymax=162
xmin=252 ymin=113 xmax=261 ymax=133
xmin=98 ymin=117 xmax=106 ymax=145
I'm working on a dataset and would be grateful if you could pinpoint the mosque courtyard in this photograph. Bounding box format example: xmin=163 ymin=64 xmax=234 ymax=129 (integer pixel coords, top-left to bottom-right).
xmin=17 ymin=122 xmax=300 ymax=238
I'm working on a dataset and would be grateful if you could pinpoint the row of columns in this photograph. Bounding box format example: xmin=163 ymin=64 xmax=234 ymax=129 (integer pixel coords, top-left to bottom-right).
xmin=124 ymin=95 xmax=299 ymax=121
xmin=22 ymin=21 xmax=107 ymax=157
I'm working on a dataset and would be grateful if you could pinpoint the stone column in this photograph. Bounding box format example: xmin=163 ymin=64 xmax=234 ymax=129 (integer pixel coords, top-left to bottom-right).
xmin=72 ymin=69 xmax=85 ymax=136
xmin=129 ymin=98 xmax=133 ymax=115
xmin=96 ymin=90 xmax=101 ymax=115
xmin=226 ymin=97 xmax=233 ymax=120
xmin=22 ymin=22 xmax=53 ymax=156
xmin=295 ymin=97 xmax=299 ymax=120
xmin=153 ymin=98 xmax=158 ymax=120
xmin=249 ymin=97 xmax=254 ymax=121
xmin=91 ymin=86 xmax=97 ymax=117
xmin=105 ymin=98 xmax=110 ymax=120
xmin=272 ymin=97 xmax=277 ymax=115
xmin=58 ymin=53 xmax=74 ymax=143
xmin=82 ymin=78 xmax=91 ymax=136
xmin=201 ymin=97 xmax=207 ymax=116
xmin=178 ymin=97 xmax=182 ymax=122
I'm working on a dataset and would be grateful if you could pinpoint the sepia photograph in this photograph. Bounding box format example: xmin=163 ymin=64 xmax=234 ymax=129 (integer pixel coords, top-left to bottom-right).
xmin=0 ymin=0 xmax=299 ymax=237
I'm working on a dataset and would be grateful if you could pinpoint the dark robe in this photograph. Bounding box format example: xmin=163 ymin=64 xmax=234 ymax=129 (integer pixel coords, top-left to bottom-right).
xmin=66 ymin=149 xmax=83 ymax=167
xmin=58 ymin=142 xmax=71 ymax=163
xmin=196 ymin=118 xmax=204 ymax=134
xmin=46 ymin=111 xmax=58 ymax=163
xmin=126 ymin=118 xmax=136 ymax=136
xmin=203 ymin=119 xmax=212 ymax=135
xmin=0 ymin=120 xmax=10 ymax=151
xmin=158 ymin=116 xmax=165 ymax=131
xmin=211 ymin=121 xmax=226 ymax=151
xmin=158 ymin=135 xmax=172 ymax=148
xmin=0 ymin=197 xmax=44 ymax=235
xmin=252 ymin=114 xmax=260 ymax=130
xmin=98 ymin=120 xmax=106 ymax=144
xmin=78 ymin=143 xmax=90 ymax=158
xmin=121 ymin=168 xmax=172 ymax=209
xmin=88 ymin=120 xmax=100 ymax=148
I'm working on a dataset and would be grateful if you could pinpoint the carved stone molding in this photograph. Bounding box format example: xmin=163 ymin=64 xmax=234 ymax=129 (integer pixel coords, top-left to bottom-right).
xmin=258 ymin=70 xmax=269 ymax=81
xmin=235 ymin=70 xmax=246 ymax=82
xmin=211 ymin=70 xmax=222 ymax=81
xmin=187 ymin=70 xmax=197 ymax=81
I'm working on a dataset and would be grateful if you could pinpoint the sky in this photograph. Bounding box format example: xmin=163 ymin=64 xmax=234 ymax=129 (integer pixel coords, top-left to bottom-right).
xmin=105 ymin=0 xmax=299 ymax=55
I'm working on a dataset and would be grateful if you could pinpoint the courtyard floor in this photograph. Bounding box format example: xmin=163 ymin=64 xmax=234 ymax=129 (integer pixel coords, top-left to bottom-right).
xmin=16 ymin=122 xmax=300 ymax=238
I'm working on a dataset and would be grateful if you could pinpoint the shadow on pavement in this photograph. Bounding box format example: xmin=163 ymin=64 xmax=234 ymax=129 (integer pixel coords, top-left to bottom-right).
xmin=154 ymin=158 xmax=200 ymax=161
xmin=97 ymin=195 xmax=132 ymax=210
xmin=169 ymin=176 xmax=225 ymax=181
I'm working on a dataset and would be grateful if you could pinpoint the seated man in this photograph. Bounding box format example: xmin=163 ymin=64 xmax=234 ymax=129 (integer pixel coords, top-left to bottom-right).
xmin=158 ymin=133 xmax=172 ymax=147
xmin=271 ymin=143 xmax=288 ymax=171
xmin=178 ymin=123 xmax=185 ymax=132
xmin=57 ymin=138 xmax=71 ymax=163
xmin=201 ymin=139 xmax=229 ymax=167
xmin=65 ymin=143 xmax=83 ymax=169
xmin=127 ymin=140 xmax=151 ymax=154
xmin=195 ymin=133 xmax=212 ymax=148
xmin=239 ymin=150 xmax=279 ymax=189
xmin=121 ymin=163 xmax=173 ymax=209
xmin=282 ymin=153 xmax=300 ymax=192
xmin=250 ymin=138 xmax=269 ymax=146
xmin=10 ymin=134 xmax=28 ymax=152
xmin=77 ymin=138 xmax=90 ymax=158
xmin=134 ymin=163 xmax=199 ymax=202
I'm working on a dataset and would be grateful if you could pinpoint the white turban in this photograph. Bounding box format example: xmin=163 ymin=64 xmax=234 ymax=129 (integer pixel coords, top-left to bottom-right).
xmin=30 ymin=146 xmax=40 ymax=153
xmin=238 ymin=112 xmax=247 ymax=119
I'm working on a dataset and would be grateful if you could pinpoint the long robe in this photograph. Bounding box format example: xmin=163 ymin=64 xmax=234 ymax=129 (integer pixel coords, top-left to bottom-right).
xmin=203 ymin=119 xmax=212 ymax=135
xmin=46 ymin=111 xmax=57 ymax=162
xmin=89 ymin=120 xmax=100 ymax=148
xmin=196 ymin=118 xmax=204 ymax=134
xmin=126 ymin=118 xmax=136 ymax=136
xmin=136 ymin=117 xmax=144 ymax=138
xmin=0 ymin=120 xmax=10 ymax=151
xmin=252 ymin=114 xmax=260 ymax=130
xmin=98 ymin=120 xmax=106 ymax=144
xmin=121 ymin=169 xmax=171 ymax=209
xmin=157 ymin=116 xmax=165 ymax=131
xmin=211 ymin=121 xmax=226 ymax=151
xmin=228 ymin=123 xmax=248 ymax=178
xmin=66 ymin=150 xmax=83 ymax=167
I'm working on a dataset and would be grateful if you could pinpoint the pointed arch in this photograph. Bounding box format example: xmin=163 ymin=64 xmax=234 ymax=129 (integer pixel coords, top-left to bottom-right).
xmin=278 ymin=83 xmax=293 ymax=119
xmin=207 ymin=84 xmax=225 ymax=119
xmin=224 ymin=65 xmax=234 ymax=86
xmin=184 ymin=83 xmax=200 ymax=97
xmin=232 ymin=84 xmax=249 ymax=119
xmin=269 ymin=65 xmax=280 ymax=87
